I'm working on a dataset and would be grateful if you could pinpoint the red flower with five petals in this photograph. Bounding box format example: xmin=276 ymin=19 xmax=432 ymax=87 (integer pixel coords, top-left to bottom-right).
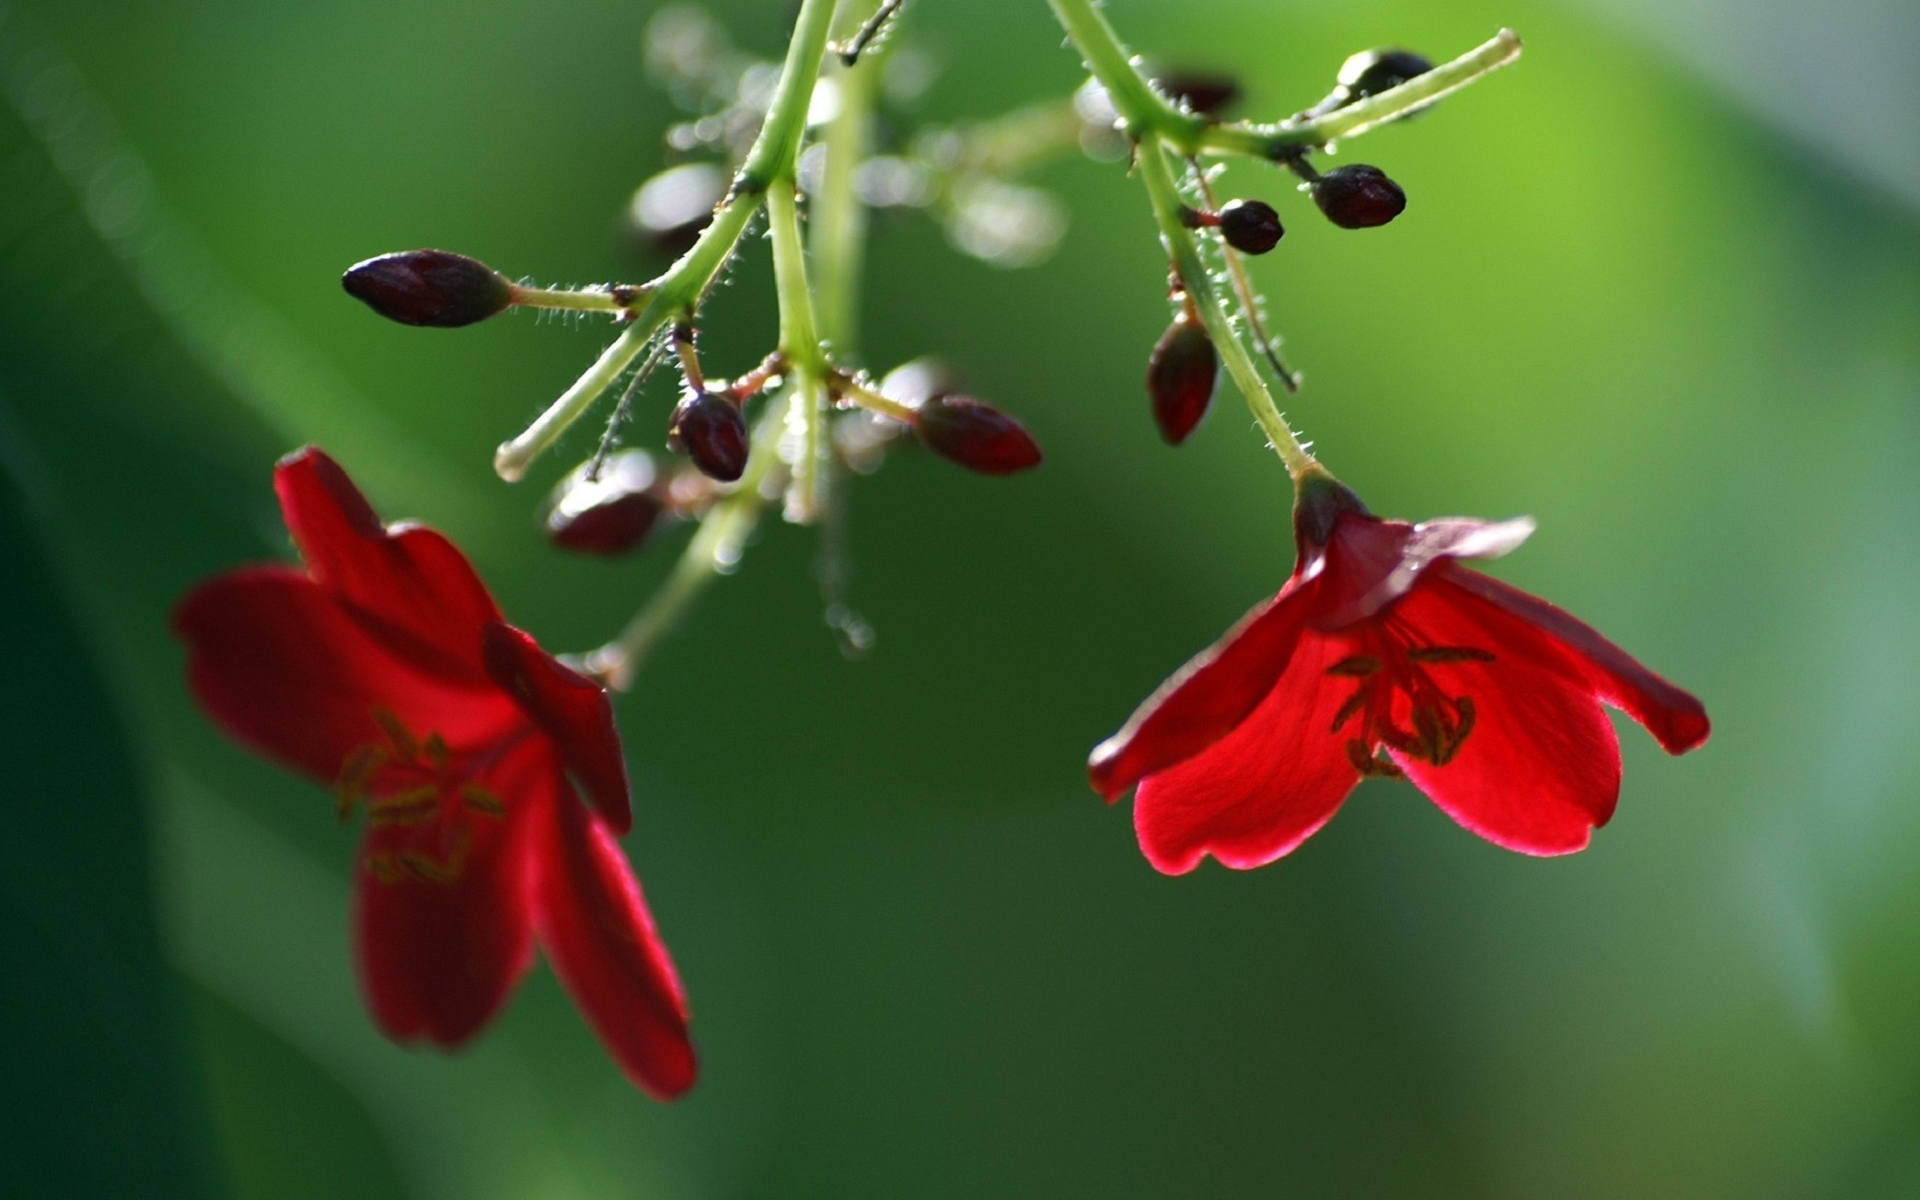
xmin=173 ymin=447 xmax=695 ymax=1098
xmin=1090 ymin=474 xmax=1709 ymax=873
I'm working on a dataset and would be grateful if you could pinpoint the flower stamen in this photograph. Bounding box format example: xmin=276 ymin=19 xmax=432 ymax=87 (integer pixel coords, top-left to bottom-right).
xmin=1332 ymin=633 xmax=1492 ymax=771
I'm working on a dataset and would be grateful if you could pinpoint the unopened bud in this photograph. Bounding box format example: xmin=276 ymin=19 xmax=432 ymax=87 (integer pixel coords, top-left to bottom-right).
xmin=1146 ymin=317 xmax=1217 ymax=445
xmin=1311 ymin=165 xmax=1406 ymax=229
xmin=913 ymin=396 xmax=1042 ymax=475
xmin=342 ymin=250 xmax=514 ymax=327
xmin=1152 ymin=71 xmax=1240 ymax=117
xmin=1301 ymin=49 xmax=1435 ymax=120
xmin=1217 ymin=199 xmax=1284 ymax=255
xmin=878 ymin=357 xmax=963 ymax=408
xmin=1337 ymin=49 xmax=1433 ymax=102
xmin=543 ymin=451 xmax=670 ymax=557
xmin=668 ymin=390 xmax=750 ymax=482
xmin=629 ymin=163 xmax=728 ymax=257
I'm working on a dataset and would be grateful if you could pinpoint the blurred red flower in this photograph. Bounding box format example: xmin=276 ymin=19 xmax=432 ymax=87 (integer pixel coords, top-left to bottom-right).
xmin=174 ymin=447 xmax=695 ymax=1098
xmin=1089 ymin=476 xmax=1710 ymax=873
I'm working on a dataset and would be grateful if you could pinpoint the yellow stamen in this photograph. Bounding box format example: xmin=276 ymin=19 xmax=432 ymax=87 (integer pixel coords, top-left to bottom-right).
xmin=459 ymin=784 xmax=507 ymax=817
xmin=370 ymin=708 xmax=420 ymax=761
xmin=1330 ymin=687 xmax=1369 ymax=734
xmin=334 ymin=743 xmax=388 ymax=822
xmin=1326 ymin=654 xmax=1382 ymax=678
xmin=1406 ymin=646 xmax=1496 ymax=665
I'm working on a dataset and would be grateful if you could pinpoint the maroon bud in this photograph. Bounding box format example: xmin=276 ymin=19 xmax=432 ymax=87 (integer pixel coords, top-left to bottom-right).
xmin=341 ymin=250 xmax=513 ymax=327
xmin=1337 ymin=49 xmax=1433 ymax=102
xmin=629 ymin=163 xmax=728 ymax=257
xmin=1146 ymin=317 xmax=1218 ymax=445
xmin=1311 ymin=165 xmax=1407 ymax=229
xmin=1152 ymin=71 xmax=1241 ymax=117
xmin=543 ymin=451 xmax=670 ymax=557
xmin=913 ymin=396 xmax=1042 ymax=475
xmin=878 ymin=357 xmax=963 ymax=409
xmin=545 ymin=453 xmax=672 ymax=556
xmin=1217 ymin=199 xmax=1284 ymax=255
xmin=668 ymin=390 xmax=749 ymax=482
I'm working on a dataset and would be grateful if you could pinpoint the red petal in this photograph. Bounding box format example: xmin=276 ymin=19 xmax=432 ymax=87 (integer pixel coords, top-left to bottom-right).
xmin=481 ymin=622 xmax=631 ymax=835
xmin=1387 ymin=577 xmax=1622 ymax=855
xmin=352 ymin=742 xmax=541 ymax=1047
xmin=1088 ymin=575 xmax=1321 ymax=800
xmin=1313 ymin=512 xmax=1536 ymax=630
xmin=275 ymin=447 xmax=502 ymax=682
xmin=173 ymin=567 xmax=520 ymax=781
xmin=534 ymin=788 xmax=695 ymax=1100
xmin=1437 ymin=566 xmax=1710 ymax=754
xmin=1132 ymin=631 xmax=1361 ymax=874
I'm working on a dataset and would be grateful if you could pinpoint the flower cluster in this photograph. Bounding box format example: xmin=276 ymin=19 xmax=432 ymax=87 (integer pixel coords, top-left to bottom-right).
xmin=171 ymin=0 xmax=1710 ymax=1097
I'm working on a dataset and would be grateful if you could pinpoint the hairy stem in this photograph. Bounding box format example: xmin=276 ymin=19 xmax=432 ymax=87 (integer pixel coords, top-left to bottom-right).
xmin=1048 ymin=0 xmax=1518 ymax=160
xmin=769 ymin=179 xmax=829 ymax=523
xmin=1133 ymin=141 xmax=1316 ymax=478
xmin=1202 ymin=31 xmax=1524 ymax=158
xmin=584 ymin=409 xmax=785 ymax=690
xmin=584 ymin=0 xmax=890 ymax=687
xmin=493 ymin=0 xmax=842 ymax=482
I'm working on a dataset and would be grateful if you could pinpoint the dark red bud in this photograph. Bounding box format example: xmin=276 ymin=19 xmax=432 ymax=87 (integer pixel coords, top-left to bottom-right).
xmin=878 ymin=357 xmax=963 ymax=408
xmin=1337 ymin=49 xmax=1433 ymax=101
xmin=1311 ymin=165 xmax=1407 ymax=229
xmin=543 ymin=451 xmax=670 ymax=556
xmin=629 ymin=163 xmax=728 ymax=257
xmin=341 ymin=250 xmax=513 ymax=327
xmin=913 ymin=396 xmax=1042 ymax=476
xmin=1217 ymin=199 xmax=1284 ymax=255
xmin=1146 ymin=317 xmax=1217 ymax=445
xmin=668 ymin=390 xmax=749 ymax=482
xmin=1152 ymin=71 xmax=1241 ymax=117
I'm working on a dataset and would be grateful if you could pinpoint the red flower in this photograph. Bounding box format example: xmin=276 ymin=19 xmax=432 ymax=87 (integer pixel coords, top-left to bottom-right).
xmin=1089 ymin=475 xmax=1709 ymax=873
xmin=173 ymin=447 xmax=695 ymax=1098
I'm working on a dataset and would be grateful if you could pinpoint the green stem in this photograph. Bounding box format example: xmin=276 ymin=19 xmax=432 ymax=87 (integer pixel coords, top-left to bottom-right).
xmin=769 ymin=170 xmax=829 ymax=527
xmin=508 ymin=283 xmax=648 ymax=314
xmin=492 ymin=0 xmax=842 ymax=483
xmin=494 ymin=323 xmax=653 ymax=482
xmin=740 ymin=0 xmax=842 ymax=191
xmin=1201 ymin=31 xmax=1523 ymax=157
xmin=1048 ymin=0 xmax=1519 ymax=160
xmin=583 ymin=410 xmax=785 ymax=691
xmin=1134 ymin=140 xmax=1315 ymax=479
xmin=1043 ymin=0 xmax=1198 ymax=146
xmin=813 ymin=48 xmax=877 ymax=351
xmin=581 ymin=0 xmax=870 ymax=687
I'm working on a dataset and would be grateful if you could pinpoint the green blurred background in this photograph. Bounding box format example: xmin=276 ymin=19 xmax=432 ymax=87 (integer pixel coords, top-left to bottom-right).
xmin=3 ymin=0 xmax=1917 ymax=1195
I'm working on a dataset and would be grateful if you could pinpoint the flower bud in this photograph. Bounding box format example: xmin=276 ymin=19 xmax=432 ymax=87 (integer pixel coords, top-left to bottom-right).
xmin=668 ymin=390 xmax=749 ymax=482
xmin=1146 ymin=317 xmax=1217 ymax=445
xmin=1151 ymin=71 xmax=1240 ymax=117
xmin=341 ymin=250 xmax=514 ymax=327
xmin=1336 ymin=49 xmax=1433 ymax=102
xmin=1216 ymin=199 xmax=1284 ymax=255
xmin=1311 ymin=165 xmax=1407 ymax=229
xmin=913 ymin=396 xmax=1042 ymax=475
xmin=878 ymin=357 xmax=963 ymax=409
xmin=629 ymin=163 xmax=728 ymax=257
xmin=542 ymin=451 xmax=670 ymax=557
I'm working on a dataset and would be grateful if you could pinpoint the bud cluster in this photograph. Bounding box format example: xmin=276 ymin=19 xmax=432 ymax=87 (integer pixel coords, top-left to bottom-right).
xmin=1106 ymin=42 xmax=1465 ymax=444
xmin=334 ymin=4 xmax=1515 ymax=696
